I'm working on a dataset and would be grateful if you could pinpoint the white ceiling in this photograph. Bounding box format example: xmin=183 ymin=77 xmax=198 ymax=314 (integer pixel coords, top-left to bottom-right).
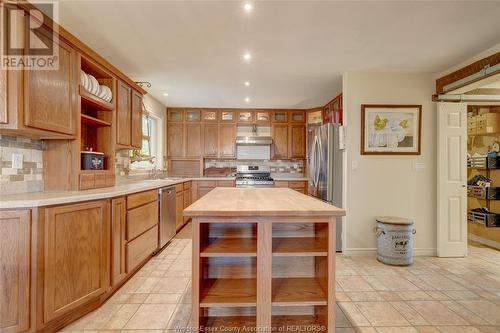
xmin=53 ymin=1 xmax=500 ymax=108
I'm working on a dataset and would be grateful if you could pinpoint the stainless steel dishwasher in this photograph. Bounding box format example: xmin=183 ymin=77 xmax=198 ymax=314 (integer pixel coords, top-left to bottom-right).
xmin=159 ymin=186 xmax=176 ymax=248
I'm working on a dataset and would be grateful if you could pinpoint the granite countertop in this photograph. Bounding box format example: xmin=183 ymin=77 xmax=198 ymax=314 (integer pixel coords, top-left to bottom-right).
xmin=0 ymin=175 xmax=307 ymax=209
xmin=184 ymin=187 xmax=345 ymax=217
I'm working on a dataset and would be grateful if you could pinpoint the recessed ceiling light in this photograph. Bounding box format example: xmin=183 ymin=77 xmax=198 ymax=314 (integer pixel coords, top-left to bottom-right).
xmin=243 ymin=52 xmax=252 ymax=61
xmin=162 ymin=92 xmax=169 ymax=96
xmin=244 ymin=81 xmax=250 ymax=86
xmin=243 ymin=3 xmax=253 ymax=12
xmin=245 ymin=97 xmax=250 ymax=103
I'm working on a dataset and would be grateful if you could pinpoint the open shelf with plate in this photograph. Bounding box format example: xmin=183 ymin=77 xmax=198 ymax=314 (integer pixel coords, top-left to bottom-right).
xmin=78 ymin=54 xmax=117 ymax=190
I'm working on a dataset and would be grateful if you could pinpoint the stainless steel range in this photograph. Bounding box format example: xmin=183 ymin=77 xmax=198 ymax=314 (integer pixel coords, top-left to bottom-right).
xmin=235 ymin=165 xmax=274 ymax=188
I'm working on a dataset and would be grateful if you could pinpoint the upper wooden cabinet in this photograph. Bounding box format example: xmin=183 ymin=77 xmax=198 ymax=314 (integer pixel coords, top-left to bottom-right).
xmin=220 ymin=110 xmax=236 ymax=122
xmin=272 ymin=111 xmax=288 ymax=123
xmin=185 ymin=123 xmax=202 ymax=158
xmin=116 ymin=81 xmax=142 ymax=149
xmin=202 ymin=109 xmax=218 ymax=122
xmin=167 ymin=123 xmax=184 ymax=158
xmin=237 ymin=110 xmax=254 ymax=123
xmin=24 ymin=31 xmax=77 ymax=136
xmin=290 ymin=110 xmax=306 ymax=123
xmin=185 ymin=109 xmax=201 ymax=122
xmin=0 ymin=210 xmax=31 ymax=333
xmin=203 ymin=123 xmax=219 ymax=157
xmin=219 ymin=124 xmax=236 ymax=158
xmin=168 ymin=108 xmax=184 ymax=122
xmin=289 ymin=124 xmax=306 ymax=158
xmin=43 ymin=200 xmax=110 ymax=323
xmin=255 ymin=111 xmax=271 ymax=123
xmin=272 ymin=124 xmax=288 ymax=159
xmin=116 ymin=81 xmax=132 ymax=146
xmin=131 ymin=90 xmax=142 ymax=149
xmin=166 ymin=108 xmax=306 ymax=161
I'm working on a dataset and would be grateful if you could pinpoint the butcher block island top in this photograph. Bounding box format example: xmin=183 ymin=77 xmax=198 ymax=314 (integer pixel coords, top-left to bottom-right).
xmin=183 ymin=187 xmax=345 ymax=217
xmin=185 ymin=187 xmax=346 ymax=333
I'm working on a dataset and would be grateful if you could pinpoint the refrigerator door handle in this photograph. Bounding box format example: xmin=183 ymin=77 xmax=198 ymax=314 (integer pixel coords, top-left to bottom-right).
xmin=315 ymin=135 xmax=322 ymax=187
xmin=309 ymin=136 xmax=317 ymax=186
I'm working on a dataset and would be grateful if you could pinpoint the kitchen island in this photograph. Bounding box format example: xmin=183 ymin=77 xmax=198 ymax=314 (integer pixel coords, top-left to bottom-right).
xmin=184 ymin=187 xmax=346 ymax=333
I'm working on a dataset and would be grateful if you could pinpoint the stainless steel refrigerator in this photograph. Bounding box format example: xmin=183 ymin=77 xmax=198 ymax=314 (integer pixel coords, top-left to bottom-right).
xmin=308 ymin=123 xmax=344 ymax=251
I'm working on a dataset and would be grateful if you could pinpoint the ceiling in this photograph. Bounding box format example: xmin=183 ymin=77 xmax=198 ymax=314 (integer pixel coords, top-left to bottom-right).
xmin=52 ymin=1 xmax=500 ymax=108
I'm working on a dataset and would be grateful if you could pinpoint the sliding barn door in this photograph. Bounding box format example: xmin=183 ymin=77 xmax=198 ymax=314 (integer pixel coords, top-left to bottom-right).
xmin=437 ymin=102 xmax=467 ymax=257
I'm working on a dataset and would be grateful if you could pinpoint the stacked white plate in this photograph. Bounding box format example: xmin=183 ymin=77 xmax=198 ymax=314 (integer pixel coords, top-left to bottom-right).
xmin=80 ymin=70 xmax=113 ymax=103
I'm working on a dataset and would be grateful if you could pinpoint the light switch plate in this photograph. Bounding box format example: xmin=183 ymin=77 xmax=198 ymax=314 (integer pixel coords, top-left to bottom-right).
xmin=413 ymin=162 xmax=425 ymax=173
xmin=351 ymin=160 xmax=359 ymax=171
xmin=12 ymin=153 xmax=23 ymax=169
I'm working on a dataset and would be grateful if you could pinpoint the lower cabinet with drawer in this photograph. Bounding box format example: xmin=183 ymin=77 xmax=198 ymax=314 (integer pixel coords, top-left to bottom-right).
xmin=194 ymin=179 xmax=235 ymax=200
xmin=122 ymin=189 xmax=159 ymax=274
xmin=274 ymin=180 xmax=308 ymax=194
xmin=126 ymin=225 xmax=159 ymax=272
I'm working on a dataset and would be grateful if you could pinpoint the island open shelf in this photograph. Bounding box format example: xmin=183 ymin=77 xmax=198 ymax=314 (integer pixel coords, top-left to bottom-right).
xmin=185 ymin=188 xmax=345 ymax=333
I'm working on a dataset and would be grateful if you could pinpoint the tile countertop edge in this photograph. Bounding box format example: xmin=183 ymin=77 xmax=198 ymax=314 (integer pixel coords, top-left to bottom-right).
xmin=0 ymin=176 xmax=308 ymax=209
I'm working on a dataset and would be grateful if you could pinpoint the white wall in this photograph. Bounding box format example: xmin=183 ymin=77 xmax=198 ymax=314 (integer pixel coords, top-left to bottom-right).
xmin=342 ymin=72 xmax=437 ymax=255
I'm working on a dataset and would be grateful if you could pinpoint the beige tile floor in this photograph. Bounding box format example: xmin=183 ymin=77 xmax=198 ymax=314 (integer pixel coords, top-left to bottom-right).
xmin=60 ymin=225 xmax=500 ymax=333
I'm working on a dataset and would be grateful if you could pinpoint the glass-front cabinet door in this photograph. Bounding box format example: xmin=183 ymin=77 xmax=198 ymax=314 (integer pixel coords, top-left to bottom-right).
xmin=272 ymin=111 xmax=288 ymax=123
xmin=255 ymin=111 xmax=271 ymax=123
xmin=238 ymin=111 xmax=254 ymax=123
xmin=185 ymin=109 xmax=201 ymax=122
xmin=290 ymin=110 xmax=305 ymax=123
xmin=220 ymin=110 xmax=236 ymax=122
xmin=167 ymin=108 xmax=183 ymax=122
xmin=202 ymin=109 xmax=218 ymax=122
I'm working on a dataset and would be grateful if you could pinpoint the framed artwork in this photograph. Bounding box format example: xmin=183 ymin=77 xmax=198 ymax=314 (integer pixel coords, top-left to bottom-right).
xmin=361 ymin=104 xmax=422 ymax=155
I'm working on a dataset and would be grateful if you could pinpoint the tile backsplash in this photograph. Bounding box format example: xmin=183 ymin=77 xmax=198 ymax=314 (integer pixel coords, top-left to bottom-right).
xmin=0 ymin=135 xmax=43 ymax=194
xmin=205 ymin=159 xmax=304 ymax=174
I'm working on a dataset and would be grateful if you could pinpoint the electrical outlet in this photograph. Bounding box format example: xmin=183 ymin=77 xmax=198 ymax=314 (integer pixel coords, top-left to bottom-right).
xmin=12 ymin=153 xmax=23 ymax=169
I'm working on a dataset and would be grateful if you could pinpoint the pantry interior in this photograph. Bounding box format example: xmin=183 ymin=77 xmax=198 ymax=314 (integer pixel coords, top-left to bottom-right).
xmin=466 ymin=79 xmax=500 ymax=249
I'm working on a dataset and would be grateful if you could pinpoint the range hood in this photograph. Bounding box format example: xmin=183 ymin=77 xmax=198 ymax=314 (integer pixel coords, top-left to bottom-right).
xmin=235 ymin=136 xmax=273 ymax=145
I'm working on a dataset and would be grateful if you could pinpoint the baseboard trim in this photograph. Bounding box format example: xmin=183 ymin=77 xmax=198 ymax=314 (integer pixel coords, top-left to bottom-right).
xmin=343 ymin=247 xmax=437 ymax=257
xmin=468 ymin=233 xmax=500 ymax=250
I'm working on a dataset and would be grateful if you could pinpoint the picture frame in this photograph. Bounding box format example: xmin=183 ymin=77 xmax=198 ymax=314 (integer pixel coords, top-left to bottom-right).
xmin=361 ymin=104 xmax=422 ymax=155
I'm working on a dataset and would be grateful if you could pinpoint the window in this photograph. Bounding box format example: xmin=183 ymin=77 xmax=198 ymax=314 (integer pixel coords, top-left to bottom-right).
xmin=131 ymin=113 xmax=161 ymax=170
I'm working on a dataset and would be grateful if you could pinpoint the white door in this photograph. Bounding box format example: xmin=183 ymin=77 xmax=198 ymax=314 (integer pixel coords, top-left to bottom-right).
xmin=437 ymin=102 xmax=468 ymax=257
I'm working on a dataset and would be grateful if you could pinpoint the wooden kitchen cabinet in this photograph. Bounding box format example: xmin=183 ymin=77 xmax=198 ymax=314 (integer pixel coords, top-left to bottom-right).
xmin=131 ymin=90 xmax=143 ymax=149
xmin=272 ymin=111 xmax=288 ymax=123
xmin=0 ymin=69 xmax=6 ymax=124
xmin=0 ymin=210 xmax=31 ymax=333
xmin=168 ymin=108 xmax=184 ymax=122
xmin=237 ymin=110 xmax=254 ymax=123
xmin=220 ymin=110 xmax=236 ymax=122
xmin=255 ymin=110 xmax=271 ymax=123
xmin=203 ymin=123 xmax=219 ymax=157
xmin=116 ymin=80 xmax=132 ymax=146
xmin=116 ymin=81 xmax=142 ymax=149
xmin=290 ymin=110 xmax=306 ymax=123
xmin=274 ymin=180 xmax=308 ymax=194
xmin=111 ymin=197 xmax=127 ymax=287
xmin=185 ymin=123 xmax=202 ymax=158
xmin=219 ymin=123 xmax=236 ymax=158
xmin=272 ymin=124 xmax=288 ymax=159
xmin=185 ymin=109 xmax=201 ymax=122
xmin=168 ymin=123 xmax=184 ymax=158
xmin=43 ymin=200 xmax=110 ymax=323
xmin=24 ymin=30 xmax=77 ymax=136
xmin=176 ymin=187 xmax=184 ymax=231
xmin=289 ymin=124 xmax=306 ymax=158
xmin=202 ymin=109 xmax=218 ymax=122
xmin=183 ymin=183 xmax=192 ymax=223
